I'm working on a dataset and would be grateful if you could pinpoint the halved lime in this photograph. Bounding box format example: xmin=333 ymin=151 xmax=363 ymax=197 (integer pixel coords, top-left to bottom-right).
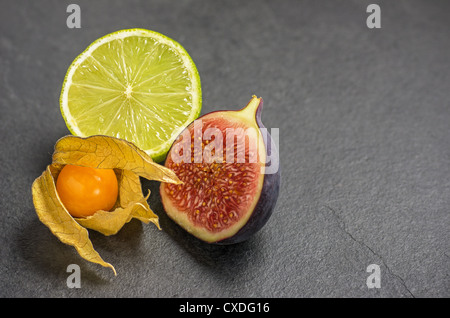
xmin=60 ymin=29 xmax=201 ymax=162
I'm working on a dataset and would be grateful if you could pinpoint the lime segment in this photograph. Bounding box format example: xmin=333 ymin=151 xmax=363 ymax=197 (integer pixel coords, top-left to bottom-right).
xmin=60 ymin=29 xmax=201 ymax=162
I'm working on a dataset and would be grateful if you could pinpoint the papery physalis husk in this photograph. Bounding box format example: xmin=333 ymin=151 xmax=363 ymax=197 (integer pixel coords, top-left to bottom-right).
xmin=31 ymin=135 xmax=182 ymax=275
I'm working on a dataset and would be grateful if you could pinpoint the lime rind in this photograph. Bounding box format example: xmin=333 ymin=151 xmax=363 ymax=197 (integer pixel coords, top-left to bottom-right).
xmin=60 ymin=28 xmax=202 ymax=162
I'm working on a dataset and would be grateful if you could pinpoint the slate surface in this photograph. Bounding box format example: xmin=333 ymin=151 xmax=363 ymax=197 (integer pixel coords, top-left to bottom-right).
xmin=1 ymin=0 xmax=449 ymax=298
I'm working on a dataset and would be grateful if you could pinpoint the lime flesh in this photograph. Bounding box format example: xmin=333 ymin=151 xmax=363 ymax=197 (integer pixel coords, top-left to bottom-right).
xmin=60 ymin=29 xmax=202 ymax=162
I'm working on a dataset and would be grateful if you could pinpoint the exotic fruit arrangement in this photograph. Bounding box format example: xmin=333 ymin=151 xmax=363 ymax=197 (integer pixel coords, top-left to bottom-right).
xmin=161 ymin=96 xmax=280 ymax=244
xmin=31 ymin=28 xmax=280 ymax=274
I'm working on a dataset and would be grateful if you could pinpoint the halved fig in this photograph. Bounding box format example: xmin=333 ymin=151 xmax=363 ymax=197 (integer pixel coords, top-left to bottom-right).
xmin=160 ymin=96 xmax=280 ymax=244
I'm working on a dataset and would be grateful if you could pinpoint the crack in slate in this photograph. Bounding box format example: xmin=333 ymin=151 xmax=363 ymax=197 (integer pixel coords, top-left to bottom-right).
xmin=324 ymin=205 xmax=415 ymax=298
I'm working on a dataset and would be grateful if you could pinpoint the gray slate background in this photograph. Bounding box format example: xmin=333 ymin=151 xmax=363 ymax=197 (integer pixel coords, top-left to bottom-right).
xmin=1 ymin=0 xmax=449 ymax=298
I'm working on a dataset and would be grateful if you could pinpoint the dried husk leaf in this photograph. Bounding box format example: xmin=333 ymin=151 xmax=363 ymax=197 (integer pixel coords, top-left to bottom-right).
xmin=75 ymin=195 xmax=156 ymax=236
xmin=52 ymin=135 xmax=181 ymax=184
xmin=31 ymin=135 xmax=182 ymax=275
xmin=32 ymin=166 xmax=117 ymax=275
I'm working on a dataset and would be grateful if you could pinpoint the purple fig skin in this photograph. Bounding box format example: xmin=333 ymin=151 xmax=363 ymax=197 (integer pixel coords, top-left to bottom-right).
xmin=215 ymin=98 xmax=281 ymax=244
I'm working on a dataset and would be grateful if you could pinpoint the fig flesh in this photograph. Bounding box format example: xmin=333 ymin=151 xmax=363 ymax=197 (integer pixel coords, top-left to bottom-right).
xmin=160 ymin=96 xmax=280 ymax=244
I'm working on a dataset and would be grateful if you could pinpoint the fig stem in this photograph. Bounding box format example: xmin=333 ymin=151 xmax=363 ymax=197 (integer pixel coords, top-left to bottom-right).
xmin=240 ymin=95 xmax=262 ymax=118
